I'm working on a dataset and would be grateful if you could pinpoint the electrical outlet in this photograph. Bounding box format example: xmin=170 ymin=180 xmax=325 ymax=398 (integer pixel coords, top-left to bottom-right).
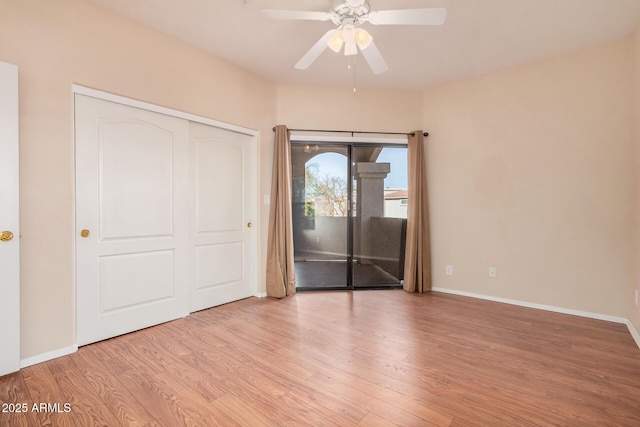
xmin=489 ymin=267 xmax=497 ymax=278
xmin=446 ymin=265 xmax=453 ymax=276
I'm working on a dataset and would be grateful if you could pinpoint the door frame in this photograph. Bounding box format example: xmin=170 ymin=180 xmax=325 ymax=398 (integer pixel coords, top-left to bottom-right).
xmin=0 ymin=61 xmax=20 ymax=376
xmin=290 ymin=136 xmax=407 ymax=291
xmin=72 ymin=85 xmax=260 ymax=343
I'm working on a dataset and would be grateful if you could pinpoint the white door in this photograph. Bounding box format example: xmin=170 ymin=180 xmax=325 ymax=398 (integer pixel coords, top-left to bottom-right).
xmin=75 ymin=95 xmax=190 ymax=346
xmin=189 ymin=122 xmax=256 ymax=311
xmin=0 ymin=61 xmax=20 ymax=376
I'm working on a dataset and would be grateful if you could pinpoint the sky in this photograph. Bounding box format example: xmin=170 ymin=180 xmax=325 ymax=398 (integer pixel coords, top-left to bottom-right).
xmin=308 ymin=147 xmax=408 ymax=189
xmin=376 ymin=147 xmax=408 ymax=189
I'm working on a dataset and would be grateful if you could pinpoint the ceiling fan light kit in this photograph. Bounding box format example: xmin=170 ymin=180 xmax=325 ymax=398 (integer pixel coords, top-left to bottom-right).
xmin=262 ymin=0 xmax=446 ymax=75
xmin=328 ymin=31 xmax=344 ymax=52
xmin=329 ymin=25 xmax=373 ymax=54
xmin=355 ymin=28 xmax=373 ymax=50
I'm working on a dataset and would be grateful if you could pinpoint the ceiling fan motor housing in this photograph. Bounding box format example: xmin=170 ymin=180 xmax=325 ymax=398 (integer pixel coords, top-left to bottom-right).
xmin=331 ymin=0 xmax=370 ymax=26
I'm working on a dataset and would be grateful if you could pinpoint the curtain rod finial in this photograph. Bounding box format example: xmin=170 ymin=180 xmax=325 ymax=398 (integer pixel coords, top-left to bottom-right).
xmin=424 ymin=132 xmax=429 ymax=137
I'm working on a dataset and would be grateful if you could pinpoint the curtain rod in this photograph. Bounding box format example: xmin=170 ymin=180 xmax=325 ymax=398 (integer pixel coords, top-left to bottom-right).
xmin=272 ymin=127 xmax=429 ymax=138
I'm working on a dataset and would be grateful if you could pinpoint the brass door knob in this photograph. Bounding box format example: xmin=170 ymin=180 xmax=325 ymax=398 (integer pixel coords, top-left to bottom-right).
xmin=80 ymin=229 xmax=90 ymax=238
xmin=247 ymin=222 xmax=252 ymax=228
xmin=0 ymin=231 xmax=14 ymax=241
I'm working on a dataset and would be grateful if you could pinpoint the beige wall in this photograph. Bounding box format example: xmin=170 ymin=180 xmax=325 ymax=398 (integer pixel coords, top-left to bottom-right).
xmin=423 ymin=39 xmax=634 ymax=317
xmin=630 ymin=31 xmax=640 ymax=332
xmin=0 ymin=0 xmax=276 ymax=359
xmin=276 ymin=84 xmax=423 ymax=131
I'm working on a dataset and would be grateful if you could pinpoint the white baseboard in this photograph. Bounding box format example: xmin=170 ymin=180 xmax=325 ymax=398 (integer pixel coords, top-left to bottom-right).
xmin=432 ymin=287 xmax=628 ymax=324
xmin=20 ymin=345 xmax=78 ymax=369
xmin=627 ymin=320 xmax=640 ymax=349
xmin=254 ymin=292 xmax=267 ymax=298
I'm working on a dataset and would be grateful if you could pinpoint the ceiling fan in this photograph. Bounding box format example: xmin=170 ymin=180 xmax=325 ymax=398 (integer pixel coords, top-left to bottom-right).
xmin=261 ymin=0 xmax=446 ymax=74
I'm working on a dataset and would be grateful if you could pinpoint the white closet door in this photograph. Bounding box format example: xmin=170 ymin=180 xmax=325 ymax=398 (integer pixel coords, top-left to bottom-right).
xmin=189 ymin=122 xmax=256 ymax=311
xmin=0 ymin=61 xmax=20 ymax=376
xmin=75 ymin=95 xmax=190 ymax=346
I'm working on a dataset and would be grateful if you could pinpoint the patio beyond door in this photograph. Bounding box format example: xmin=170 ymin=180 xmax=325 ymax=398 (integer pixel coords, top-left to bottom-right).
xmin=292 ymin=142 xmax=408 ymax=290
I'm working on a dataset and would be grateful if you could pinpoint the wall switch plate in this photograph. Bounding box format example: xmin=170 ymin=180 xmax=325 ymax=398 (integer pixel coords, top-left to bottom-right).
xmin=489 ymin=267 xmax=497 ymax=278
xmin=264 ymin=194 xmax=270 ymax=205
xmin=446 ymin=265 xmax=453 ymax=276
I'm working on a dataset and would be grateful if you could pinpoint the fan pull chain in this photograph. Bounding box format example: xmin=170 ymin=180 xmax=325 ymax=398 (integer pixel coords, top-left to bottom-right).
xmin=352 ymin=55 xmax=357 ymax=93
xmin=346 ymin=54 xmax=357 ymax=93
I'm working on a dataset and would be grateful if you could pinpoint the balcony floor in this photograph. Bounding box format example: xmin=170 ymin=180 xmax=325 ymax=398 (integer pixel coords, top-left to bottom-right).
xmin=294 ymin=260 xmax=400 ymax=289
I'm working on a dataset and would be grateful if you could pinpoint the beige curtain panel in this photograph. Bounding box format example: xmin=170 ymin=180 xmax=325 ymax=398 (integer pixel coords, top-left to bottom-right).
xmin=403 ymin=131 xmax=432 ymax=293
xmin=266 ymin=125 xmax=296 ymax=298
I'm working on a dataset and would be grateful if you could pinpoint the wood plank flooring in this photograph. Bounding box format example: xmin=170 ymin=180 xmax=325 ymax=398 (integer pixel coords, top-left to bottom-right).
xmin=1 ymin=290 xmax=640 ymax=426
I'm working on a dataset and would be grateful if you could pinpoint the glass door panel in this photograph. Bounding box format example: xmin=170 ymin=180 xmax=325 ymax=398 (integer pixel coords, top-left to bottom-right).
xmin=352 ymin=146 xmax=408 ymax=287
xmin=291 ymin=144 xmax=350 ymax=289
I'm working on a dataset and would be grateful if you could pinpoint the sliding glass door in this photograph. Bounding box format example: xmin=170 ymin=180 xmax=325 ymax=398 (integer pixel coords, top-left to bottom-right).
xmin=291 ymin=144 xmax=350 ymax=289
xmin=352 ymin=146 xmax=408 ymax=287
xmin=292 ymin=142 xmax=407 ymax=290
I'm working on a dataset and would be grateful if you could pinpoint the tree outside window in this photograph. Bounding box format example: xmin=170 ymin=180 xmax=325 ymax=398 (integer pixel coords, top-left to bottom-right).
xmin=305 ymin=160 xmax=348 ymax=217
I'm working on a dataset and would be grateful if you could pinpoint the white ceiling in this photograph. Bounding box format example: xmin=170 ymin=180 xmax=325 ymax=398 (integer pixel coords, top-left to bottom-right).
xmin=87 ymin=0 xmax=640 ymax=90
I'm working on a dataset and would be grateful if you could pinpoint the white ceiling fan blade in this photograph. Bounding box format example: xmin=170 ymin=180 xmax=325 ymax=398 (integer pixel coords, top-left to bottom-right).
xmin=368 ymin=8 xmax=446 ymax=25
xmin=261 ymin=10 xmax=332 ymax=21
xmin=295 ymin=29 xmax=338 ymax=70
xmin=360 ymin=41 xmax=388 ymax=74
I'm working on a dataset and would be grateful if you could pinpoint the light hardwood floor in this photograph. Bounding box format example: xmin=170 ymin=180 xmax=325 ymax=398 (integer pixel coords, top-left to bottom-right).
xmin=1 ymin=290 xmax=640 ymax=426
